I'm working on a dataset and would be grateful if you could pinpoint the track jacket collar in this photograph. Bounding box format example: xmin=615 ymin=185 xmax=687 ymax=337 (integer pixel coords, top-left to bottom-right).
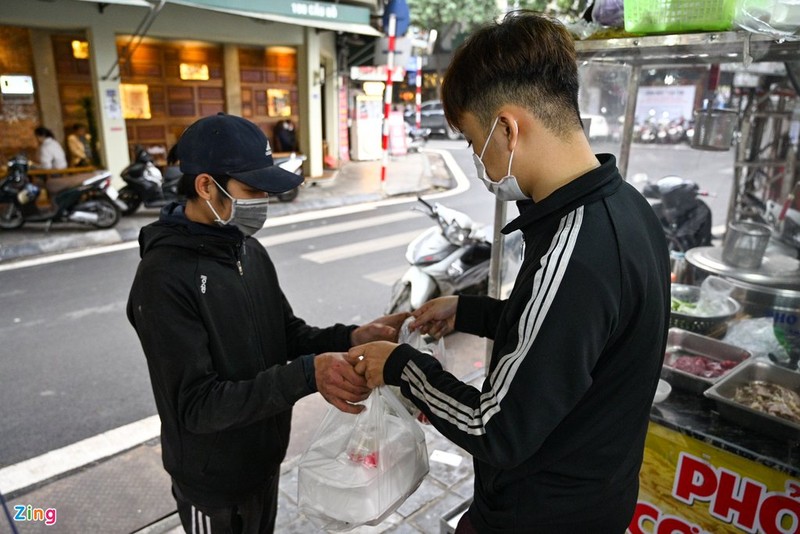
xmin=502 ymin=154 xmax=622 ymax=235
xmin=137 ymin=202 xmax=245 ymax=260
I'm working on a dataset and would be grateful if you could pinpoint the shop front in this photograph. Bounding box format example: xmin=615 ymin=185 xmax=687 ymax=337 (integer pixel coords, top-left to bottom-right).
xmin=0 ymin=0 xmax=380 ymax=181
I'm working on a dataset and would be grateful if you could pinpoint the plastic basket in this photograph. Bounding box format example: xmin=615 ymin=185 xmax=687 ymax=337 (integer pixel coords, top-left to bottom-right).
xmin=624 ymin=0 xmax=737 ymax=34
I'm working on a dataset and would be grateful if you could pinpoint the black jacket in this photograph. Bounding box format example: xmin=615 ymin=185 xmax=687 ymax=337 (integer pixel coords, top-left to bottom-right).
xmin=127 ymin=203 xmax=355 ymax=506
xmin=385 ymin=155 xmax=670 ymax=532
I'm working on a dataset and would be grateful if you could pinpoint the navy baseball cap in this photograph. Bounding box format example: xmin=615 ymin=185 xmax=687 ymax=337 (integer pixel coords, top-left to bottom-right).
xmin=176 ymin=113 xmax=303 ymax=194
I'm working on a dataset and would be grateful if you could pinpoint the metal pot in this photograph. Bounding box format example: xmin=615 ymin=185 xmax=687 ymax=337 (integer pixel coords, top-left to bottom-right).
xmin=722 ymin=221 xmax=772 ymax=269
xmin=691 ymin=109 xmax=738 ymax=151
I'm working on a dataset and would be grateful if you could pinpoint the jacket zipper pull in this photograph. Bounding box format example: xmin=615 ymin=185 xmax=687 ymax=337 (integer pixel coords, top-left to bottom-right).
xmin=237 ymin=259 xmax=243 ymax=275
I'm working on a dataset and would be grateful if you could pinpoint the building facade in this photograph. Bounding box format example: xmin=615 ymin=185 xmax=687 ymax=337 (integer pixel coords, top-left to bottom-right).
xmin=1 ymin=0 xmax=380 ymax=180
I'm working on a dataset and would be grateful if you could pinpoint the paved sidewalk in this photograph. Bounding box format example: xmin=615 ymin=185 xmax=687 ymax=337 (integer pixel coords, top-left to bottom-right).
xmin=1 ymin=149 xmax=484 ymax=533
xmin=0 ymin=150 xmax=456 ymax=264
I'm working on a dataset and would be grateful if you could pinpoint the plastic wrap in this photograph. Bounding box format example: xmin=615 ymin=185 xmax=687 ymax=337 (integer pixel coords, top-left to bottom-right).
xmin=390 ymin=317 xmax=447 ymax=422
xmin=297 ymin=387 xmax=429 ymax=531
xmin=736 ymin=0 xmax=800 ymax=39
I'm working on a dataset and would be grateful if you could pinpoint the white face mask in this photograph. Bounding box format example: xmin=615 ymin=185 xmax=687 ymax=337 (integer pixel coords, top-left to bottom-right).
xmin=472 ymin=117 xmax=528 ymax=201
xmin=206 ymin=178 xmax=270 ymax=237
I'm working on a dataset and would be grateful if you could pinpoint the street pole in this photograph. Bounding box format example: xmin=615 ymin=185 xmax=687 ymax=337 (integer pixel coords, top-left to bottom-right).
xmin=380 ymin=14 xmax=397 ymax=185
xmin=415 ymin=55 xmax=422 ymax=129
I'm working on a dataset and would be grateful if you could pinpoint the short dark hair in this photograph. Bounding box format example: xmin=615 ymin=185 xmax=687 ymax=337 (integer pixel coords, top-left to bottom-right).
xmin=34 ymin=126 xmax=54 ymax=138
xmin=441 ymin=11 xmax=582 ymax=138
xmin=179 ymin=173 xmax=231 ymax=199
xmin=72 ymin=123 xmax=86 ymax=132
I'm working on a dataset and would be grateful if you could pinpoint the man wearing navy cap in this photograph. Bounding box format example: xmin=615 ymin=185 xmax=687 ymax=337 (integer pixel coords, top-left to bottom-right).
xmin=127 ymin=113 xmax=407 ymax=533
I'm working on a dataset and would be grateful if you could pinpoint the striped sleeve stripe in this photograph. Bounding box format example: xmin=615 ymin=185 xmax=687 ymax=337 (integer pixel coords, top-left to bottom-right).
xmin=399 ymin=207 xmax=584 ymax=435
xmin=481 ymin=208 xmax=583 ymax=420
xmin=402 ymin=361 xmax=484 ymax=433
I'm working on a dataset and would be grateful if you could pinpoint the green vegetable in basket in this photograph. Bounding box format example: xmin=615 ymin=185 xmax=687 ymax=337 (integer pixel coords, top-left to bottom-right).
xmin=671 ymin=297 xmax=696 ymax=313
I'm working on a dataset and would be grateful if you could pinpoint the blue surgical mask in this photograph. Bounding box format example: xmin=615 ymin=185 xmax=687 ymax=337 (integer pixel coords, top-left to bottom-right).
xmin=206 ymin=178 xmax=270 ymax=236
xmin=472 ymin=117 xmax=528 ymax=201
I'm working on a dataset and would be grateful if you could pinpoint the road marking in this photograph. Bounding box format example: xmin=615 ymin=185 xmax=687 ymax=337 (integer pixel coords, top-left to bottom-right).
xmin=363 ymin=265 xmax=408 ymax=287
xmin=0 ymin=242 xmax=139 ymax=273
xmin=0 ymin=415 xmax=160 ymax=496
xmin=258 ymin=211 xmax=418 ymax=247
xmin=301 ymin=230 xmax=421 ymax=264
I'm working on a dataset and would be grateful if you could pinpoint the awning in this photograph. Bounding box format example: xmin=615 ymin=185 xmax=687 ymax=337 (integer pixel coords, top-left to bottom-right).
xmin=74 ymin=0 xmax=382 ymax=36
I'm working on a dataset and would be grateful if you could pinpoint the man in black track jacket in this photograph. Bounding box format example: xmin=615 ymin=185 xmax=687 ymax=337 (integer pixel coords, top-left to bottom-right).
xmin=349 ymin=12 xmax=671 ymax=533
xmin=127 ymin=113 xmax=406 ymax=533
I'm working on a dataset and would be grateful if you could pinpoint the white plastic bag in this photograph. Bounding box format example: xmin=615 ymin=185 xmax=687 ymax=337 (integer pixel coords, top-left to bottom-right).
xmin=390 ymin=317 xmax=448 ymax=422
xmin=297 ymin=387 xmax=429 ymax=531
xmin=736 ymin=0 xmax=800 ymax=39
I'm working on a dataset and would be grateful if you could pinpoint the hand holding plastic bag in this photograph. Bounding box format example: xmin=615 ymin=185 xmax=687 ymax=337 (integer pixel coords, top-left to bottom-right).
xmin=297 ymin=386 xmax=429 ymax=531
xmin=390 ymin=317 xmax=448 ymax=423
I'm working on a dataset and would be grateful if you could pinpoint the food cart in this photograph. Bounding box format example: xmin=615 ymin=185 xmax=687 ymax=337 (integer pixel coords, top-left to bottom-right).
xmin=480 ymin=26 xmax=800 ymax=534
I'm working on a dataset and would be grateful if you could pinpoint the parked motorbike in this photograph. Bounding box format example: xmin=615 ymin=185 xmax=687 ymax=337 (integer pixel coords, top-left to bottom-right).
xmin=642 ymin=175 xmax=713 ymax=252
xmin=385 ymin=197 xmax=494 ymax=313
xmin=0 ymin=155 xmax=122 ymax=230
xmin=118 ymin=146 xmax=179 ymax=216
xmin=406 ymin=124 xmax=431 ymax=153
xmin=118 ymin=148 xmax=305 ymax=214
xmin=272 ymin=153 xmax=306 ymax=202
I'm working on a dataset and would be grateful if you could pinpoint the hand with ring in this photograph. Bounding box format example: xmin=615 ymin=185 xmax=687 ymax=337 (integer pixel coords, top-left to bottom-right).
xmin=346 ymin=341 xmax=398 ymax=389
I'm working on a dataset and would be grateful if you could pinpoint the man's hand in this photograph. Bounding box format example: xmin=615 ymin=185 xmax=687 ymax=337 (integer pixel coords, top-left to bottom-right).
xmin=410 ymin=296 xmax=458 ymax=339
xmin=347 ymin=341 xmax=398 ymax=389
xmin=314 ymin=353 xmax=370 ymax=414
xmin=350 ymin=312 xmax=410 ymax=346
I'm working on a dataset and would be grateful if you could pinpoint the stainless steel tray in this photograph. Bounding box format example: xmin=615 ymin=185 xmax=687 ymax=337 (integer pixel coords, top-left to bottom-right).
xmin=704 ymin=359 xmax=800 ymax=441
xmin=661 ymin=328 xmax=751 ymax=394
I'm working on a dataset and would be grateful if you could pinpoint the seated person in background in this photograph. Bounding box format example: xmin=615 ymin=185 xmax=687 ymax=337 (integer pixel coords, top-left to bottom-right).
xmin=67 ymin=123 xmax=92 ymax=166
xmin=275 ymin=119 xmax=298 ymax=152
xmin=33 ymin=127 xmax=67 ymax=170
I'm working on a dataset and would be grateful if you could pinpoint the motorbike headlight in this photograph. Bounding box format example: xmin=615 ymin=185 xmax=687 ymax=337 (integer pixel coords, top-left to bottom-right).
xmin=445 ymin=224 xmax=469 ymax=245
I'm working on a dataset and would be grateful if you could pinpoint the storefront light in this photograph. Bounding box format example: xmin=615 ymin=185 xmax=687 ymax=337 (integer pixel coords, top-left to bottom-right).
xmin=71 ymin=40 xmax=89 ymax=59
xmin=180 ymin=63 xmax=209 ymax=81
xmin=363 ymin=81 xmax=385 ymax=96
xmin=120 ymin=83 xmax=152 ymax=119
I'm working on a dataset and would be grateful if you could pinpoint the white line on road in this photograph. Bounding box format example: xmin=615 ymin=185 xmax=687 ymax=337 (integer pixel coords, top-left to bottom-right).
xmin=258 ymin=211 xmax=418 ymax=248
xmin=0 ymin=415 xmax=160 ymax=496
xmin=301 ymin=230 xmax=421 ymax=264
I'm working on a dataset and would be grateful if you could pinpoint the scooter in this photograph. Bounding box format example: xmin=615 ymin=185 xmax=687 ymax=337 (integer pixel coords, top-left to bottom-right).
xmin=642 ymin=175 xmax=713 ymax=252
xmin=118 ymin=149 xmax=306 ymax=213
xmin=0 ymin=155 xmax=121 ymax=230
xmin=385 ymin=197 xmax=494 ymax=313
xmin=117 ymin=146 xmax=178 ymax=216
xmin=272 ymin=153 xmax=306 ymax=202
xmin=405 ymin=124 xmax=431 ymax=153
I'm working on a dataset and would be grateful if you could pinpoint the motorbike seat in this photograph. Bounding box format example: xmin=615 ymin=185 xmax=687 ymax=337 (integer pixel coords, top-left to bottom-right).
xmin=45 ymin=170 xmax=110 ymax=194
xmin=46 ymin=174 xmax=91 ymax=194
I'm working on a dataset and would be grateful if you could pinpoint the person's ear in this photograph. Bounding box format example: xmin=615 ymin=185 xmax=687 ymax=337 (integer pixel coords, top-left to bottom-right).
xmin=497 ymin=112 xmax=519 ymax=152
xmin=195 ymin=173 xmax=215 ymax=201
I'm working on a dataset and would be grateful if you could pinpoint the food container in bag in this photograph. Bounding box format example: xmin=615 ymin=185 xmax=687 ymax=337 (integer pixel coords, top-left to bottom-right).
xmin=297 ymin=387 xmax=429 ymax=531
xmin=661 ymin=328 xmax=751 ymax=394
xmin=704 ymin=358 xmax=800 ymax=441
